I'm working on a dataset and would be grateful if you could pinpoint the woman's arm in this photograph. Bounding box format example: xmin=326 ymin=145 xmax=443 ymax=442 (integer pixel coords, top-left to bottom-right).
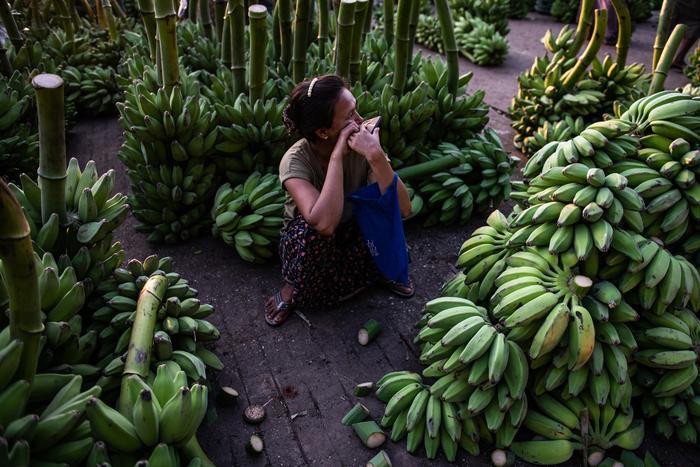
xmin=285 ymin=122 xmax=359 ymax=236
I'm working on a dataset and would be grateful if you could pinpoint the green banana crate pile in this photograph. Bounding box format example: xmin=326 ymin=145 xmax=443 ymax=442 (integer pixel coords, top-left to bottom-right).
xmin=510 ymin=0 xmax=649 ymax=157
xmin=686 ymin=45 xmax=700 ymax=87
xmin=211 ymin=172 xmax=285 ymax=263
xmin=361 ymin=90 xmax=700 ymax=463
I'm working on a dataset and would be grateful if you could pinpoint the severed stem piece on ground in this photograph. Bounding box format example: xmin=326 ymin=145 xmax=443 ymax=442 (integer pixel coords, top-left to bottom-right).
xmin=353 ymin=420 xmax=387 ymax=448
xmin=354 ymin=382 xmax=374 ymax=397
xmin=358 ymin=319 xmax=381 ymax=345
xmin=244 ymin=404 xmax=267 ymax=424
xmin=246 ymin=434 xmax=264 ymax=455
xmin=342 ymin=402 xmax=370 ymax=425
xmin=366 ymin=450 xmax=392 ymax=467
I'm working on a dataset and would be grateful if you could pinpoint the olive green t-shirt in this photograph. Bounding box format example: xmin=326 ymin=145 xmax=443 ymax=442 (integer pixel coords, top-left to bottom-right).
xmin=279 ymin=138 xmax=370 ymax=228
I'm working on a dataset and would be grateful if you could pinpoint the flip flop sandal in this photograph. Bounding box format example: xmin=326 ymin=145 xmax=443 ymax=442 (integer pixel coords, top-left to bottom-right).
xmin=384 ymin=279 xmax=415 ymax=299
xmin=265 ymin=291 xmax=294 ymax=327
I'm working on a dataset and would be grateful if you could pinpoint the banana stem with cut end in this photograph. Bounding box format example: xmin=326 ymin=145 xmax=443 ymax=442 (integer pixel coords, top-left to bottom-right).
xmin=137 ymin=0 xmax=158 ymax=61
xmin=341 ymin=402 xmax=370 ymax=425
xmin=395 ymin=153 xmax=462 ymax=180
xmin=318 ymin=0 xmax=330 ymax=59
xmin=101 ymin=0 xmax=119 ymax=43
xmin=649 ymin=23 xmax=687 ymax=94
xmin=383 ymin=0 xmax=393 ymax=46
xmin=214 ymin=0 xmax=226 ymax=39
xmin=391 ymin=0 xmax=412 ymax=95
xmin=349 ymin=0 xmax=368 ymax=82
xmin=249 ymin=4 xmax=267 ymax=101
xmin=610 ymin=0 xmax=631 ymax=67
xmin=278 ymin=0 xmax=293 ymax=66
xmin=155 ymin=0 xmax=180 ymax=90
xmin=571 ymin=0 xmax=594 ymax=57
xmin=335 ymin=0 xmax=356 ymax=80
xmin=0 ymin=0 xmax=23 ymax=50
xmin=0 ymin=180 xmax=43 ymax=383
xmin=229 ymin=0 xmax=245 ymax=96
xmin=570 ymin=275 xmax=593 ymax=298
xmin=292 ymin=0 xmax=310 ymax=83
xmin=119 ymin=274 xmax=168 ymax=411
xmin=435 ymin=0 xmax=458 ymax=95
xmin=653 ymin=0 xmax=677 ymax=70
xmin=199 ymin=0 xmax=213 ymax=38
xmin=562 ymin=9 xmax=608 ymax=91
xmin=33 ymin=73 xmax=67 ymax=226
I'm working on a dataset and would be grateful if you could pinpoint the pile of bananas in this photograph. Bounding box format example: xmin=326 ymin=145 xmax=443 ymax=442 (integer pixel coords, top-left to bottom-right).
xmin=454 ymin=13 xmax=509 ymax=66
xmin=549 ymin=0 xmax=578 ymax=23
xmin=588 ymin=55 xmax=649 ymax=110
xmin=685 ymin=46 xmax=700 ymax=87
xmin=524 ymin=116 xmax=586 ymax=156
xmin=0 ymin=71 xmax=38 ymax=182
xmin=628 ymin=0 xmax=653 ymax=22
xmin=211 ymin=173 xmax=285 ymax=263
xmin=415 ymin=15 xmax=444 ymax=55
xmin=117 ymin=68 xmax=218 ymax=244
xmin=63 ymin=65 xmax=122 ymax=115
xmin=507 ymin=0 xmax=532 ymax=18
xmin=420 ymin=59 xmax=490 ymax=145
xmin=450 ymin=0 xmax=510 ymax=36
xmin=177 ymin=20 xmax=221 ymax=77
xmin=8 ymin=158 xmax=129 ymax=292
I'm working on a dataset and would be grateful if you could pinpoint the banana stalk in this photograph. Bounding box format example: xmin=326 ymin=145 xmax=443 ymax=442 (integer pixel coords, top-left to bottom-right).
xmin=649 ymin=23 xmax=687 ymax=94
xmin=55 ymin=0 xmax=75 ymax=41
xmin=137 ymin=0 xmax=158 ymax=61
xmin=0 ymin=0 xmax=23 ymax=50
xmin=214 ymin=0 xmax=227 ymax=39
xmin=221 ymin=10 xmax=231 ymax=67
xmin=383 ymin=0 xmax=394 ymax=46
xmin=395 ymin=154 xmax=461 ymax=180
xmin=318 ymin=0 xmax=330 ymax=58
xmin=155 ymin=0 xmax=180 ymax=90
xmin=278 ymin=0 xmax=293 ymax=66
xmin=407 ymin=0 xmax=420 ymax=59
xmin=95 ymin=0 xmax=106 ymax=29
xmin=349 ymin=0 xmax=369 ymax=82
xmin=188 ymin=0 xmax=198 ymax=20
xmin=0 ymin=180 xmax=43 ymax=383
xmin=292 ymin=0 xmax=311 ymax=83
xmin=249 ymin=4 xmax=267 ymax=101
xmin=272 ymin=2 xmax=281 ymax=60
xmin=199 ymin=0 xmax=213 ymax=38
xmin=118 ymin=274 xmax=168 ymax=413
xmin=570 ymin=0 xmax=594 ymax=58
xmin=80 ymin=0 xmax=95 ymax=20
xmin=562 ymin=8 xmax=607 ymax=91
xmin=33 ymin=73 xmax=67 ymax=226
xmin=391 ymin=0 xmax=412 ymax=95
xmin=228 ymin=0 xmax=245 ymax=96
xmin=653 ymin=0 xmax=677 ymax=70
xmin=335 ymin=0 xmax=356 ymax=80
xmin=101 ymin=0 xmax=119 ymax=43
xmin=609 ymin=0 xmax=631 ymax=67
xmin=434 ymin=0 xmax=458 ymax=95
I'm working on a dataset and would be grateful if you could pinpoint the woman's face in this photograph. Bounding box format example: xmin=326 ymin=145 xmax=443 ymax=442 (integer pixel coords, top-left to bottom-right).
xmin=322 ymin=88 xmax=363 ymax=143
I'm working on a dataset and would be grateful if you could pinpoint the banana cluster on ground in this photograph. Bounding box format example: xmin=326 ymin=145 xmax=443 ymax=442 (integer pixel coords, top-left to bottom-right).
xmin=0 ymin=71 xmax=38 ymax=182
xmin=211 ymin=172 xmax=285 ymax=263
xmin=63 ymin=65 xmax=123 ymax=115
xmin=454 ymin=13 xmax=509 ymax=67
xmin=450 ymin=0 xmax=510 ymax=36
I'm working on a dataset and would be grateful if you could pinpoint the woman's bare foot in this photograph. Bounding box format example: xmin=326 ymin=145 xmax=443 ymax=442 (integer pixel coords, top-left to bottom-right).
xmin=265 ymin=283 xmax=295 ymax=326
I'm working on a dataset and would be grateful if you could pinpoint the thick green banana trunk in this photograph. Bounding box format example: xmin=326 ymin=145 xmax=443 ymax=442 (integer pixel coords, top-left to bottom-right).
xmin=0 ymin=0 xmax=23 ymax=50
xmin=33 ymin=73 xmax=67 ymax=226
xmin=249 ymin=4 xmax=267 ymax=101
xmin=562 ymin=8 xmax=607 ymax=90
xmin=391 ymin=0 xmax=412 ymax=95
xmin=383 ymin=0 xmax=394 ymax=45
xmin=335 ymin=0 xmax=356 ymax=80
xmin=137 ymin=0 xmax=158 ymax=61
xmin=155 ymin=0 xmax=180 ymax=90
xmin=101 ymin=0 xmax=119 ymax=43
xmin=272 ymin=1 xmax=281 ymax=60
xmin=649 ymin=24 xmax=687 ymax=94
xmin=55 ymin=0 xmax=75 ymax=41
xmin=118 ymin=274 xmax=168 ymax=414
xmin=349 ymin=0 xmax=369 ymax=82
xmin=318 ymin=0 xmax=330 ymax=58
xmin=229 ymin=0 xmax=245 ymax=97
xmin=434 ymin=0 xmax=458 ymax=95
xmin=199 ymin=0 xmax=213 ymax=38
xmin=278 ymin=0 xmax=293 ymax=66
xmin=570 ymin=0 xmax=594 ymax=57
xmin=0 ymin=180 xmax=42 ymax=384
xmin=292 ymin=0 xmax=311 ymax=83
xmin=407 ymin=0 xmax=420 ymax=58
xmin=214 ymin=0 xmax=227 ymax=39
xmin=609 ymin=0 xmax=631 ymax=67
xmin=653 ymin=0 xmax=677 ymax=70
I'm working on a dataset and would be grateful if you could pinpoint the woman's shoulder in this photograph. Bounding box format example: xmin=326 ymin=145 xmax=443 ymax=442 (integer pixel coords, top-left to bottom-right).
xmin=280 ymin=139 xmax=316 ymax=176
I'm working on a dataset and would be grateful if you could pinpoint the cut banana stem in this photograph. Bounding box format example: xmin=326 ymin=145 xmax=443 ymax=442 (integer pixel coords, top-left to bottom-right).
xmin=352 ymin=420 xmax=387 ymax=448
xmin=229 ymin=0 xmax=246 ymax=97
xmin=246 ymin=434 xmax=264 ymax=455
xmin=570 ymin=275 xmax=593 ymax=297
xmin=491 ymin=448 xmax=515 ymax=466
xmin=248 ymin=4 xmax=268 ymax=101
xmin=243 ymin=404 xmax=266 ymax=424
xmin=349 ymin=0 xmax=368 ymax=82
xmin=354 ymin=382 xmax=374 ymax=397
xmin=342 ymin=402 xmax=370 ymax=426
xmin=335 ymin=0 xmax=355 ymax=80
xmin=154 ymin=0 xmax=179 ymax=90
xmin=358 ymin=319 xmax=381 ymax=345
xmin=366 ymin=449 xmax=392 ymax=467
xmin=217 ymin=386 xmax=239 ymax=405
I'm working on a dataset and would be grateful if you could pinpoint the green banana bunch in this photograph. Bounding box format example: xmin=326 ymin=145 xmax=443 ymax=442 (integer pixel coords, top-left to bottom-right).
xmin=211 ymin=172 xmax=285 ymax=263
xmin=403 ymin=184 xmax=426 ymax=220
xmin=0 ymin=71 xmax=39 ymax=182
xmin=521 ymin=116 xmax=586 ymax=158
xmin=118 ymin=64 xmax=218 ymax=244
xmin=43 ymin=29 xmax=95 ymax=70
xmin=549 ymin=0 xmax=578 ymax=23
xmin=619 ymin=91 xmax=700 ymax=135
xmin=420 ymin=58 xmax=490 ymax=145
xmin=678 ymin=83 xmax=700 ymax=97
xmin=63 ymin=65 xmax=123 ymax=116
xmin=8 ymin=158 xmax=128 ymax=292
xmin=439 ymin=272 xmax=472 ymax=300
xmin=684 ymin=45 xmax=700 ymax=87
xmin=93 ymin=255 xmax=220 ymax=385
xmin=588 ymin=55 xmax=648 ymax=112
xmin=450 ymin=0 xmax=510 ymax=36
xmin=415 ymin=15 xmax=444 ymax=55
xmin=177 ymin=20 xmax=221 ymax=76
xmin=455 ymin=15 xmax=509 ymax=67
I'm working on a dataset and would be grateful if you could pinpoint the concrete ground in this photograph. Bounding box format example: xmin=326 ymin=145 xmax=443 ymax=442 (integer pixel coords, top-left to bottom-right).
xmin=69 ymin=11 xmax=695 ymax=467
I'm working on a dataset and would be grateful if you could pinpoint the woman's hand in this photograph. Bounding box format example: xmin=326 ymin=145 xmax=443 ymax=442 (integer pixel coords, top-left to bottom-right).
xmin=347 ymin=124 xmax=384 ymax=160
xmin=334 ymin=121 xmax=360 ymax=157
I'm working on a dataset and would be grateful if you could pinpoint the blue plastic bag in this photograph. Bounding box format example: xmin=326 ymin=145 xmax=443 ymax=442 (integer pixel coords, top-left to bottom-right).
xmin=348 ymin=173 xmax=410 ymax=285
